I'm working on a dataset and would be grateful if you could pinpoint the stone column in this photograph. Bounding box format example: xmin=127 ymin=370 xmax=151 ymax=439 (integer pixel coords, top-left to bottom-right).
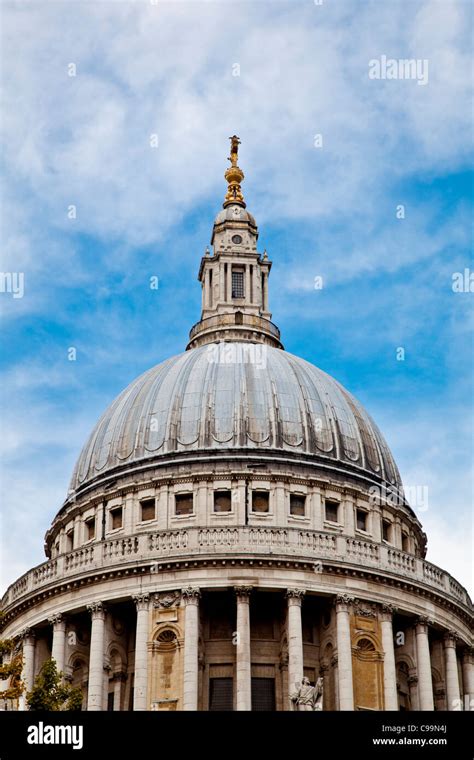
xmin=226 ymin=264 xmax=232 ymax=303
xmin=263 ymin=273 xmax=269 ymax=311
xmin=87 ymin=602 xmax=106 ymax=711
xmin=462 ymin=648 xmax=474 ymax=710
xmin=335 ymin=594 xmax=354 ymax=710
xmin=234 ymin=586 xmax=252 ymax=711
xmin=20 ymin=629 xmax=36 ymax=693
xmin=408 ymin=675 xmax=419 ymax=711
xmin=133 ymin=594 xmax=150 ymax=711
xmin=444 ymin=631 xmax=461 ymax=711
xmin=182 ymin=586 xmax=201 ymax=710
xmin=49 ymin=614 xmax=67 ymax=675
xmin=245 ymin=265 xmax=251 ymax=302
xmin=379 ymin=604 xmax=398 ymax=710
xmin=286 ymin=589 xmax=305 ymax=698
xmin=112 ymin=671 xmax=126 ymax=711
xmin=414 ymin=616 xmax=434 ymax=710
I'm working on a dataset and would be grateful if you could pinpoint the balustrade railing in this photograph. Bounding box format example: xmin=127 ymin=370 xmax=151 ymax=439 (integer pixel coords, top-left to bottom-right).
xmin=2 ymin=526 xmax=470 ymax=609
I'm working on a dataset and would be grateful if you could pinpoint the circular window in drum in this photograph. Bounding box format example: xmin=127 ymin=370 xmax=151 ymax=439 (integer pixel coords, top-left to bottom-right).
xmin=231 ymin=234 xmax=243 ymax=244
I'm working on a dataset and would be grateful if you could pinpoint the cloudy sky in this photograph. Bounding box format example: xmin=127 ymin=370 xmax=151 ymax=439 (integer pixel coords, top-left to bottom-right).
xmin=0 ymin=0 xmax=472 ymax=595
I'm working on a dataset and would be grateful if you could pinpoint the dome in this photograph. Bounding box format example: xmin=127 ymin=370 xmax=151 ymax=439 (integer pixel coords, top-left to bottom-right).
xmin=214 ymin=204 xmax=257 ymax=227
xmin=70 ymin=343 xmax=402 ymax=494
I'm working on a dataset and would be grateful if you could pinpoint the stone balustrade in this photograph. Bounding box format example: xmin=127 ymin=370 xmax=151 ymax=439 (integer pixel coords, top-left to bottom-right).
xmin=2 ymin=527 xmax=471 ymax=611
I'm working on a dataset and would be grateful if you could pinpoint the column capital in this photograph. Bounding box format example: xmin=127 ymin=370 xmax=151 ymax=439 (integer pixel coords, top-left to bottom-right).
xmin=133 ymin=594 xmax=150 ymax=611
xmin=462 ymin=647 xmax=474 ymax=664
xmin=379 ymin=603 xmax=397 ymax=622
xmin=48 ymin=613 xmax=66 ymax=627
xmin=408 ymin=675 xmax=419 ymax=686
xmin=19 ymin=628 xmax=36 ymax=641
xmin=286 ymin=588 xmax=305 ymax=605
xmin=87 ymin=601 xmax=106 ymax=619
xmin=443 ymin=630 xmax=460 ymax=648
xmin=234 ymin=585 xmax=253 ymax=598
xmin=181 ymin=586 xmax=201 ymax=605
xmin=334 ymin=593 xmax=355 ymax=611
xmin=415 ymin=615 xmax=434 ymax=633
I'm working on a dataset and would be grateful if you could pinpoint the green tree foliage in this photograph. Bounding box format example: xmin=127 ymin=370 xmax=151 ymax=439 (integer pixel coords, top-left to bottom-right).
xmin=27 ymin=658 xmax=83 ymax=711
xmin=0 ymin=612 xmax=24 ymax=700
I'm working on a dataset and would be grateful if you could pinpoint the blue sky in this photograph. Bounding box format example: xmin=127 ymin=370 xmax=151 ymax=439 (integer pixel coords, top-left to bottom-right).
xmin=0 ymin=0 xmax=472 ymax=594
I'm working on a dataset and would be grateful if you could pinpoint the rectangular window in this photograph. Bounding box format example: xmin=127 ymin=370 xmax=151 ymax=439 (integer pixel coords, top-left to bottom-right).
xmin=290 ymin=494 xmax=306 ymax=517
xmin=356 ymin=509 xmax=367 ymax=531
xmin=252 ymin=491 xmax=269 ymax=513
xmin=85 ymin=517 xmax=95 ymax=541
xmin=251 ymin=678 xmax=276 ymax=711
xmin=175 ymin=493 xmax=193 ymax=516
xmin=214 ymin=491 xmax=232 ymax=513
xmin=209 ymin=678 xmax=233 ymax=711
xmin=110 ymin=507 xmax=123 ymax=531
xmin=402 ymin=532 xmax=409 ymax=552
xmin=325 ymin=500 xmax=339 ymax=523
xmin=140 ymin=498 xmax=156 ymax=522
xmin=66 ymin=529 xmax=74 ymax=552
xmin=231 ymin=269 xmax=244 ymax=298
xmin=382 ymin=519 xmax=391 ymax=542
xmin=107 ymin=692 xmax=114 ymax=711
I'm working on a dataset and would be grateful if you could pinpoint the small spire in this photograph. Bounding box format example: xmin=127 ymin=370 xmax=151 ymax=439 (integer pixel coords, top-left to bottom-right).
xmin=223 ymin=135 xmax=246 ymax=208
xmin=205 ymin=246 xmax=210 ymax=256
xmin=263 ymin=249 xmax=268 ymax=260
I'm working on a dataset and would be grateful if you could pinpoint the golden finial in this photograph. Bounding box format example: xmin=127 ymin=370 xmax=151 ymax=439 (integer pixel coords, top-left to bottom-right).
xmin=223 ymin=135 xmax=246 ymax=208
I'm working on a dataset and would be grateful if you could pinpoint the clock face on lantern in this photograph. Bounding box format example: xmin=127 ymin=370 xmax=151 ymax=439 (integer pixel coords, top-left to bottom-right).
xmin=232 ymin=234 xmax=243 ymax=244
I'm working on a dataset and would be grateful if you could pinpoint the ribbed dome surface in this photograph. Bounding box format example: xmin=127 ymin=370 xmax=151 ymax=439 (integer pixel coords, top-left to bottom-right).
xmin=70 ymin=343 xmax=402 ymax=492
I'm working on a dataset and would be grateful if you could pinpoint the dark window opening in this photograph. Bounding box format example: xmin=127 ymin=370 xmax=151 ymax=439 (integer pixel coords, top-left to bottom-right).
xmin=214 ymin=491 xmax=232 ymax=513
xmin=252 ymin=491 xmax=269 ymax=513
xmin=325 ymin=500 xmax=339 ymax=523
xmin=209 ymin=678 xmax=233 ymax=711
xmin=251 ymin=678 xmax=276 ymax=711
xmin=66 ymin=529 xmax=74 ymax=552
xmin=140 ymin=498 xmax=155 ymax=522
xmin=401 ymin=532 xmax=409 ymax=552
xmin=356 ymin=509 xmax=367 ymax=531
xmin=110 ymin=507 xmax=123 ymax=531
xmin=382 ymin=519 xmax=391 ymax=542
xmin=232 ymin=269 xmax=244 ymax=298
xmin=107 ymin=692 xmax=114 ymax=711
xmin=175 ymin=493 xmax=193 ymax=516
xmin=85 ymin=517 xmax=95 ymax=541
xmin=290 ymin=494 xmax=306 ymax=517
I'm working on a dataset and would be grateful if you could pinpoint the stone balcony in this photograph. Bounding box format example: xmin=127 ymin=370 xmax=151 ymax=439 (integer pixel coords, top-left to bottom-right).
xmin=186 ymin=312 xmax=283 ymax=349
xmin=2 ymin=527 xmax=471 ymax=614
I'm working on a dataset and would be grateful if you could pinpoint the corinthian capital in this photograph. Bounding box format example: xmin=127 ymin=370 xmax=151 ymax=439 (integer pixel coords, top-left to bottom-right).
xmin=133 ymin=594 xmax=150 ymax=611
xmin=286 ymin=588 xmax=305 ymax=604
xmin=181 ymin=586 xmax=201 ymax=605
xmin=87 ymin=601 xmax=106 ymax=618
xmin=334 ymin=594 xmax=355 ymax=610
xmin=234 ymin=586 xmax=253 ymax=598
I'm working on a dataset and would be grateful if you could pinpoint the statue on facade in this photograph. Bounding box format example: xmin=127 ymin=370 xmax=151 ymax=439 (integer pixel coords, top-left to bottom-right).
xmin=290 ymin=676 xmax=323 ymax=711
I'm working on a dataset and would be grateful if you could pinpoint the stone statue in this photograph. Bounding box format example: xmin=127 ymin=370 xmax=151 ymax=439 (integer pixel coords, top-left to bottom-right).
xmin=290 ymin=676 xmax=323 ymax=711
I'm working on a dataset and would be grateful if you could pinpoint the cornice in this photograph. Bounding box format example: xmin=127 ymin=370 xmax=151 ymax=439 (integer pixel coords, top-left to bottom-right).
xmin=2 ymin=554 xmax=472 ymax=635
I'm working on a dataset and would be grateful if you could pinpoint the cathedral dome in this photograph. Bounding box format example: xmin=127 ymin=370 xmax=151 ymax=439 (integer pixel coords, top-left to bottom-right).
xmin=69 ymin=343 xmax=402 ymax=496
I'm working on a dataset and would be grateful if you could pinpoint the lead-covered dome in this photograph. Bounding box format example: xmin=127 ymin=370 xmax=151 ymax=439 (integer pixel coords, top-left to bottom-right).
xmin=70 ymin=343 xmax=402 ymax=494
